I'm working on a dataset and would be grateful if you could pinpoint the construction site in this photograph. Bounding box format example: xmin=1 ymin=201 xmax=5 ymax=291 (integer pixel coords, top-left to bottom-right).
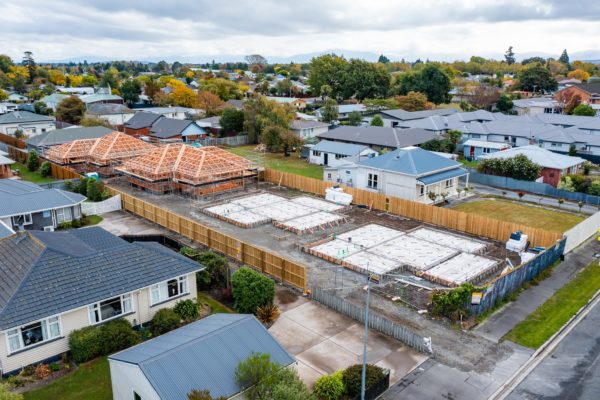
xmin=44 ymin=131 xmax=154 ymax=176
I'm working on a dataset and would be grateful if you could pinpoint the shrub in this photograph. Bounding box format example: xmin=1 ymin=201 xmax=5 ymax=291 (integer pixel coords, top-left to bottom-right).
xmin=69 ymin=326 xmax=103 ymax=363
xmin=21 ymin=365 xmax=36 ymax=377
xmin=313 ymin=371 xmax=345 ymax=400
xmin=71 ymin=219 xmax=82 ymax=228
xmin=342 ymin=364 xmax=385 ymax=398
xmin=98 ymin=318 xmax=140 ymax=355
xmin=150 ymin=308 xmax=181 ymax=336
xmin=56 ymin=221 xmax=72 ymax=230
xmin=26 ymin=149 xmax=39 ymax=172
xmin=174 ymin=299 xmax=200 ymax=322
xmin=256 ymin=304 xmax=280 ymax=325
xmin=430 ymin=283 xmax=475 ymax=321
xmin=231 ymin=267 xmax=275 ymax=314
xmin=0 ymin=383 xmax=23 ymax=399
xmin=35 ymin=364 xmax=51 ymax=380
xmin=49 ymin=363 xmax=61 ymax=372
xmin=39 ymin=161 xmax=52 ymax=177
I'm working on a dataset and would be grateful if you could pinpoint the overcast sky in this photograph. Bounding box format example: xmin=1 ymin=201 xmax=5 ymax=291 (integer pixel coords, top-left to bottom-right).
xmin=2 ymin=0 xmax=600 ymax=63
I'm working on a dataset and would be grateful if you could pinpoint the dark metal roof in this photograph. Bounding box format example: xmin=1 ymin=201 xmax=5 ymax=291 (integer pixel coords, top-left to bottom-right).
xmin=0 ymin=227 xmax=204 ymax=329
xmin=0 ymin=180 xmax=86 ymax=217
xmin=0 ymin=111 xmax=54 ymax=124
xmin=26 ymin=126 xmax=113 ymax=147
xmin=379 ymin=108 xmax=457 ymax=121
xmin=150 ymin=118 xmax=194 ymax=138
xmin=124 ymin=112 xmax=161 ymax=130
xmin=86 ymin=103 xmax=132 ymax=115
xmin=318 ymin=126 xmax=436 ymax=148
xmin=109 ymin=314 xmax=295 ymax=400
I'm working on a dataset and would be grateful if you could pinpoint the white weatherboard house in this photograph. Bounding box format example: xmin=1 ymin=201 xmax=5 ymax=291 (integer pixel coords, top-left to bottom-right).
xmin=0 ymin=111 xmax=55 ymax=136
xmin=309 ymin=140 xmax=377 ymax=167
xmin=0 ymin=227 xmax=203 ymax=375
xmin=109 ymin=314 xmax=295 ymax=400
xmin=327 ymin=146 xmax=469 ymax=203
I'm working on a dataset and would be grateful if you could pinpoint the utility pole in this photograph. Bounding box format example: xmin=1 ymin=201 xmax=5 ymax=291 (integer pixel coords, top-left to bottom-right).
xmin=361 ymin=271 xmax=378 ymax=400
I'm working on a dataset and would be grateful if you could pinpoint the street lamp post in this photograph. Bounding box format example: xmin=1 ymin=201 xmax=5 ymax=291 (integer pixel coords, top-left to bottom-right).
xmin=360 ymin=274 xmax=372 ymax=400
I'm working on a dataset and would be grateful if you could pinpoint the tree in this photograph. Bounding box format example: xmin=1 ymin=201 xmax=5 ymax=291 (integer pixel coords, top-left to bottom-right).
xmin=144 ymin=79 xmax=162 ymax=104
xmin=187 ymin=389 xmax=226 ymax=400
xmin=504 ymin=46 xmax=516 ymax=65
xmin=307 ymin=54 xmax=349 ymax=99
xmin=243 ymin=95 xmax=294 ymax=144
xmin=559 ymin=49 xmax=570 ymax=68
xmin=517 ymin=65 xmax=557 ymax=92
xmin=220 ymin=107 xmax=245 ymax=133
xmin=27 ymin=149 xmax=39 ymax=172
xmin=348 ymin=111 xmax=363 ymax=126
xmin=99 ymin=67 xmax=120 ymax=89
xmin=522 ymin=56 xmax=546 ymax=65
xmin=120 ymin=79 xmax=142 ymax=104
xmin=396 ymin=64 xmax=452 ymax=104
xmin=569 ymin=144 xmax=577 ymax=156
xmin=496 ymin=94 xmax=514 ymax=113
xmin=22 ymin=51 xmax=35 ymax=83
xmin=378 ymin=54 xmax=390 ymax=64
xmin=573 ymin=104 xmax=596 ymax=116
xmin=320 ymin=84 xmax=332 ymax=100
xmin=0 ymin=54 xmax=13 ymax=73
xmin=314 ymin=372 xmax=345 ymax=400
xmin=555 ymin=90 xmax=582 ymax=115
xmin=79 ymin=117 xmax=112 ymax=128
xmin=395 ymin=91 xmax=432 ymax=111
xmin=469 ymin=85 xmax=501 ymax=110
xmin=33 ymin=101 xmax=52 ymax=116
xmin=568 ymin=69 xmax=590 ymax=82
xmin=320 ymin=99 xmax=338 ymax=123
xmin=477 ymin=154 xmax=541 ymax=181
xmin=231 ymin=267 xmax=275 ymax=314
xmin=197 ymin=91 xmax=225 ymax=117
xmin=235 ymin=353 xmax=313 ymax=400
xmin=55 ymin=96 xmax=86 ymax=124
xmin=370 ymin=115 xmax=384 ymax=126
xmin=201 ymin=78 xmax=243 ymax=101
xmin=245 ymin=55 xmax=268 ymax=72
xmin=170 ymin=85 xmax=197 ymax=107
xmin=47 ymin=69 xmax=66 ymax=86
xmin=262 ymin=125 xmax=301 ymax=155
xmin=341 ymin=59 xmax=390 ymax=100
xmin=0 ymin=89 xmax=7 ymax=101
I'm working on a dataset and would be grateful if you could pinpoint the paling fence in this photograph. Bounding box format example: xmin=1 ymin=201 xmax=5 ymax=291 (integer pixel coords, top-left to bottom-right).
xmin=105 ymin=187 xmax=307 ymax=290
xmin=564 ymin=210 xmax=600 ymax=253
xmin=469 ymin=170 xmax=600 ymax=206
xmin=7 ymin=145 xmax=82 ymax=179
xmin=81 ymin=195 xmax=122 ymax=215
xmin=198 ymin=135 xmax=249 ymax=147
xmin=0 ymin=133 xmax=26 ymax=149
xmin=262 ymin=169 xmax=563 ymax=248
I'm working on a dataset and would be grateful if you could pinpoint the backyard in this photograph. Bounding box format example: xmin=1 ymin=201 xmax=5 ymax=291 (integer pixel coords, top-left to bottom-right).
xmin=227 ymin=145 xmax=323 ymax=180
xmin=10 ymin=162 xmax=55 ymax=184
xmin=452 ymin=199 xmax=583 ymax=233
xmin=504 ymin=260 xmax=600 ymax=349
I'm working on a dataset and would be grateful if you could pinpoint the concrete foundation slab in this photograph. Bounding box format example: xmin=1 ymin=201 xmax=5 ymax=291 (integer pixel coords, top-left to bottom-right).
xmin=276 ymin=211 xmax=346 ymax=234
xmin=290 ymin=196 xmax=345 ymax=212
xmin=370 ymin=236 xmax=459 ymax=271
xmin=344 ymin=251 xmax=403 ymax=274
xmin=337 ymin=224 xmax=404 ymax=248
xmin=253 ymin=201 xmax=316 ymax=222
xmin=310 ymin=239 xmax=364 ymax=260
xmin=409 ymin=227 xmax=488 ymax=254
xmin=230 ymin=193 xmax=287 ymax=208
xmin=423 ymin=253 xmax=500 ymax=286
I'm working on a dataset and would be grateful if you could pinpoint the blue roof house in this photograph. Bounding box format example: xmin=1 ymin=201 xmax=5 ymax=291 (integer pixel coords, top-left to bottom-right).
xmin=341 ymin=146 xmax=469 ymax=204
xmin=108 ymin=314 xmax=295 ymax=400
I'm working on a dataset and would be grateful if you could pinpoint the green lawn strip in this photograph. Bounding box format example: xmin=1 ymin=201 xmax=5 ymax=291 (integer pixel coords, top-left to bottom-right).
xmin=197 ymin=291 xmax=234 ymax=314
xmin=10 ymin=162 xmax=55 ymax=184
xmin=226 ymin=145 xmax=323 ymax=180
xmin=23 ymin=357 xmax=112 ymax=400
xmin=504 ymin=261 xmax=600 ymax=349
xmin=85 ymin=215 xmax=103 ymax=225
xmin=452 ymin=199 xmax=583 ymax=233
xmin=459 ymin=159 xmax=478 ymax=169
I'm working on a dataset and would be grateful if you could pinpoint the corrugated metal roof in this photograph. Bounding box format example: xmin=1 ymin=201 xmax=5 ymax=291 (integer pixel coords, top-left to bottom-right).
xmin=0 ymin=111 xmax=54 ymax=124
xmin=311 ymin=140 xmax=369 ymax=156
xmin=0 ymin=155 xmax=14 ymax=165
xmin=379 ymin=108 xmax=457 ymax=121
xmin=26 ymin=126 xmax=113 ymax=147
xmin=418 ymin=167 xmax=469 ymax=185
xmin=0 ymin=220 xmax=14 ymax=239
xmin=358 ymin=147 xmax=460 ymax=176
xmin=478 ymin=145 xmax=585 ymax=169
xmin=0 ymin=180 xmax=86 ymax=217
xmin=0 ymin=227 xmax=204 ymax=329
xmin=462 ymin=139 xmax=511 ymax=150
xmin=318 ymin=126 xmax=436 ymax=148
xmin=110 ymin=314 xmax=295 ymax=400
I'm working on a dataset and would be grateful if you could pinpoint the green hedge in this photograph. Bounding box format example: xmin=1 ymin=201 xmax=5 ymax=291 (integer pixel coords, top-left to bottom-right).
xmin=150 ymin=308 xmax=181 ymax=336
xmin=68 ymin=318 xmax=140 ymax=364
xmin=342 ymin=364 xmax=385 ymax=398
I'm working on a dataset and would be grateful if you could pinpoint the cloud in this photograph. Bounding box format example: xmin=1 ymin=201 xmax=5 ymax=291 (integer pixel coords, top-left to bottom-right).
xmin=0 ymin=0 xmax=599 ymax=61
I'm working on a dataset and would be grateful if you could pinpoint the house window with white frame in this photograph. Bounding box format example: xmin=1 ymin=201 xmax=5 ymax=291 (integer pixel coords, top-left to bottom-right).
xmin=420 ymin=185 xmax=425 ymax=196
xmin=367 ymin=173 xmax=378 ymax=189
xmin=313 ymin=151 xmax=321 ymax=157
xmin=150 ymin=276 xmax=188 ymax=305
xmin=335 ymin=154 xmax=344 ymax=159
xmin=482 ymin=147 xmax=491 ymax=154
xmin=6 ymin=316 xmax=61 ymax=354
xmin=11 ymin=213 xmax=32 ymax=226
xmin=55 ymin=207 xmax=73 ymax=224
xmin=445 ymin=179 xmax=453 ymax=188
xmin=88 ymin=294 xmax=133 ymax=324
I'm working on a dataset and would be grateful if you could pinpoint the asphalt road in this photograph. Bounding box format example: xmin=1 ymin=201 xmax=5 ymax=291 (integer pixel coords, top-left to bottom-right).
xmin=506 ymin=287 xmax=600 ymax=400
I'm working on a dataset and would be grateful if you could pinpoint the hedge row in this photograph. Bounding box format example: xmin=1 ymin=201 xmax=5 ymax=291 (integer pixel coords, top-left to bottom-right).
xmin=68 ymin=319 xmax=140 ymax=363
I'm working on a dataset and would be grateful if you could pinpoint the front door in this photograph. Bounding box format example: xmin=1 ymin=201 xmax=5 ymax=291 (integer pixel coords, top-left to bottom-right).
xmin=324 ymin=153 xmax=329 ymax=166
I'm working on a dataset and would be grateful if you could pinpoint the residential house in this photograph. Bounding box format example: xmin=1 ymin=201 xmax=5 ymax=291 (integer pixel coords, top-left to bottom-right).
xmin=133 ymin=107 xmax=202 ymax=120
xmin=85 ymin=103 xmax=134 ymax=126
xmin=39 ymin=93 xmax=69 ymax=112
xmin=55 ymin=86 xmax=95 ymax=95
xmin=309 ymin=140 xmax=377 ymax=167
xmin=225 ymin=99 xmax=244 ymax=110
xmin=0 ymin=111 xmax=55 ymax=136
xmin=7 ymin=93 xmax=27 ymax=103
xmin=478 ymin=145 xmax=584 ymax=187
xmin=291 ymin=120 xmax=330 ymax=139
xmin=317 ymin=126 xmax=437 ymax=152
xmin=25 ymin=126 xmax=114 ymax=155
xmin=463 ymin=139 xmax=511 ymax=160
xmin=557 ymin=78 xmax=581 ymax=90
xmin=372 ymin=108 xmax=458 ymax=127
xmin=554 ymin=82 xmax=600 ymax=106
xmin=316 ymin=104 xmax=367 ymax=121
xmin=0 ymin=103 xmax=18 ymax=115
xmin=326 ymin=146 xmax=469 ymax=203
xmin=0 ymin=152 xmax=13 ymax=179
xmin=109 ymin=314 xmax=295 ymax=400
xmin=123 ymin=112 xmax=162 ymax=138
xmin=0 ymin=179 xmax=86 ymax=231
xmin=266 ymin=97 xmax=307 ymax=110
xmin=195 ymin=116 xmax=222 ymax=135
xmin=512 ymin=98 xmax=562 ymax=116
xmin=0 ymin=227 xmax=203 ymax=374
xmin=79 ymin=92 xmax=124 ymax=108
xmin=149 ymin=118 xmax=207 ymax=143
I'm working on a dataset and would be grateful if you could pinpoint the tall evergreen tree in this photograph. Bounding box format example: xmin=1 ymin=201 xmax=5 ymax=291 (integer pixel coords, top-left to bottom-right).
xmin=559 ymin=49 xmax=570 ymax=67
xmin=22 ymin=51 xmax=36 ymax=83
xmin=504 ymin=46 xmax=516 ymax=65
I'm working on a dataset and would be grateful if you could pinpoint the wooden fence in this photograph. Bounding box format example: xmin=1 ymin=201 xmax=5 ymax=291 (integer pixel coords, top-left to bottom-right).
xmin=0 ymin=133 xmax=26 ymax=149
xmin=262 ymin=169 xmax=564 ymax=248
xmin=106 ymin=187 xmax=307 ymax=290
xmin=6 ymin=145 xmax=82 ymax=179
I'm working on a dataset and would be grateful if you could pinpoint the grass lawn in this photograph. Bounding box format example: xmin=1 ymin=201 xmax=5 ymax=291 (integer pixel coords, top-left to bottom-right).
xmin=452 ymin=199 xmax=583 ymax=232
xmin=197 ymin=291 xmax=234 ymax=313
xmin=459 ymin=158 xmax=478 ymax=169
xmin=504 ymin=261 xmax=600 ymax=349
xmin=10 ymin=162 xmax=56 ymax=184
xmin=23 ymin=357 xmax=112 ymax=400
xmin=227 ymin=145 xmax=323 ymax=180
xmin=85 ymin=215 xmax=103 ymax=225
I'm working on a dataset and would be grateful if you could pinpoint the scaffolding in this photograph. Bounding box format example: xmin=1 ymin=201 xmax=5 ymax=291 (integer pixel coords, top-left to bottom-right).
xmin=116 ymin=144 xmax=259 ymax=197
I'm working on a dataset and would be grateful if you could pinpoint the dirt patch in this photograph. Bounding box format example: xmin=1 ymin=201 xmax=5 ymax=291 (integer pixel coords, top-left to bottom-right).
xmin=277 ymin=289 xmax=299 ymax=304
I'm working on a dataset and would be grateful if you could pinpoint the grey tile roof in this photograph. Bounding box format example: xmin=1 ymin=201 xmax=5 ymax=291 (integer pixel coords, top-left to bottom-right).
xmin=358 ymin=147 xmax=460 ymax=176
xmin=318 ymin=126 xmax=436 ymax=148
xmin=0 ymin=179 xmax=86 ymax=217
xmin=0 ymin=227 xmax=204 ymax=329
xmin=109 ymin=314 xmax=295 ymax=400
xmin=0 ymin=220 xmax=15 ymax=239
xmin=86 ymin=103 xmax=132 ymax=115
xmin=124 ymin=112 xmax=161 ymax=130
xmin=478 ymin=145 xmax=585 ymax=169
xmin=291 ymin=120 xmax=330 ymax=130
xmin=150 ymin=118 xmax=195 ymax=138
xmin=379 ymin=108 xmax=457 ymax=121
xmin=570 ymin=82 xmax=600 ymax=95
xmin=26 ymin=126 xmax=113 ymax=147
xmin=0 ymin=111 xmax=54 ymax=125
xmin=311 ymin=140 xmax=369 ymax=156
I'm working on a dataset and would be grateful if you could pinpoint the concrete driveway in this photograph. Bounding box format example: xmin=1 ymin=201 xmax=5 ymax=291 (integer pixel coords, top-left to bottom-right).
xmin=98 ymin=210 xmax=166 ymax=236
xmin=270 ymin=289 xmax=428 ymax=389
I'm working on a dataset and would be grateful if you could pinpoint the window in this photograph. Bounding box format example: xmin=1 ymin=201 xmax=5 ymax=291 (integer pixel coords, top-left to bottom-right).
xmin=150 ymin=276 xmax=188 ymax=305
xmin=12 ymin=214 xmax=32 ymax=226
xmin=56 ymin=207 xmax=73 ymax=224
xmin=73 ymin=206 xmax=81 ymax=219
xmin=483 ymin=147 xmax=491 ymax=154
xmin=551 ymin=142 xmax=559 ymax=147
xmin=504 ymin=136 xmax=510 ymax=142
xmin=549 ymin=172 xmax=555 ymax=178
xmin=327 ymin=173 xmax=332 ymax=179
xmin=88 ymin=294 xmax=133 ymax=324
xmin=367 ymin=173 xmax=378 ymax=189
xmin=42 ymin=210 xmax=51 ymax=218
xmin=445 ymin=179 xmax=453 ymax=188
xmin=335 ymin=154 xmax=344 ymax=159
xmin=471 ymin=134 xmax=481 ymax=139
xmin=420 ymin=185 xmax=425 ymax=196
xmin=6 ymin=316 xmax=61 ymax=354
xmin=313 ymin=151 xmax=321 ymax=157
